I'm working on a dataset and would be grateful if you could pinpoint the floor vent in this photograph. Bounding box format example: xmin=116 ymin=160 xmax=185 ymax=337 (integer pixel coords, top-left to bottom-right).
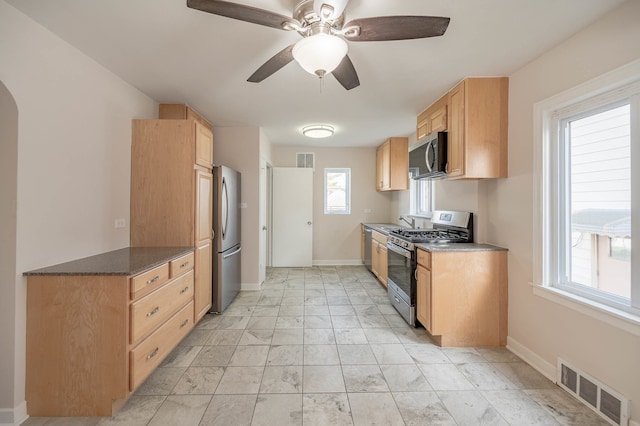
xmin=557 ymin=358 xmax=629 ymax=426
xmin=296 ymin=152 xmax=315 ymax=170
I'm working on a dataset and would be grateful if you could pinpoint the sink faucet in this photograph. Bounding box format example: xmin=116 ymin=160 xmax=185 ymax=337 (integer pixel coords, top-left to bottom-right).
xmin=399 ymin=216 xmax=415 ymax=228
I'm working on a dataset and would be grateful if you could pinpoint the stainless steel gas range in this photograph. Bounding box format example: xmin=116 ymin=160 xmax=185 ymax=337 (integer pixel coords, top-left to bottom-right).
xmin=387 ymin=210 xmax=473 ymax=326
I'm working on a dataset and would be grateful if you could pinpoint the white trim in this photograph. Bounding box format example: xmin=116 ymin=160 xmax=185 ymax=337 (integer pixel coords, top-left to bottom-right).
xmin=241 ymin=282 xmax=262 ymax=291
xmin=506 ymin=336 xmax=557 ymax=382
xmin=0 ymin=401 xmax=27 ymax=426
xmin=531 ymin=283 xmax=640 ymax=336
xmin=533 ymin=59 xmax=640 ymax=319
xmin=313 ymin=259 xmax=363 ymax=266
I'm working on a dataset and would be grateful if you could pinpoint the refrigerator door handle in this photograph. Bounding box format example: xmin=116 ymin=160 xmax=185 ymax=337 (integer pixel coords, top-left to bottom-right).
xmin=222 ymin=177 xmax=228 ymax=240
xmin=222 ymin=247 xmax=242 ymax=259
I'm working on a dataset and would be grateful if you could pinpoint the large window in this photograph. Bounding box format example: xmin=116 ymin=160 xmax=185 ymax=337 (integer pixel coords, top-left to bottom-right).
xmin=537 ymin=72 xmax=639 ymax=316
xmin=324 ymin=168 xmax=350 ymax=214
xmin=409 ymin=168 xmax=433 ymax=216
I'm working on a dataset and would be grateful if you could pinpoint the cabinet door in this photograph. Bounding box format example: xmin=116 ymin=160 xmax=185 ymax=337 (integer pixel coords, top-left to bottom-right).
xmin=379 ymin=243 xmax=388 ymax=287
xmin=447 ymin=80 xmax=465 ymax=177
xmin=195 ymin=121 xmax=213 ymax=169
xmin=194 ymin=241 xmax=212 ymax=322
xmin=430 ymin=105 xmax=448 ymax=133
xmin=417 ymin=119 xmax=430 ymax=141
xmin=371 ymin=240 xmax=379 ymax=277
xmin=377 ymin=141 xmax=390 ymax=190
xmin=416 ymin=265 xmax=431 ymax=332
xmin=195 ymin=170 xmax=213 ymax=243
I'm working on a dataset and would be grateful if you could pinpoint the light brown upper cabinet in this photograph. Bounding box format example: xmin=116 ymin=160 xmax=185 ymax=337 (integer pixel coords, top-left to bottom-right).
xmin=416 ymin=77 xmax=508 ymax=180
xmin=376 ymin=137 xmax=408 ymax=191
xmin=447 ymin=77 xmax=508 ymax=179
xmin=416 ymin=95 xmax=448 ymax=140
xmin=131 ymin=119 xmax=214 ymax=323
xmin=159 ymin=104 xmax=214 ymax=170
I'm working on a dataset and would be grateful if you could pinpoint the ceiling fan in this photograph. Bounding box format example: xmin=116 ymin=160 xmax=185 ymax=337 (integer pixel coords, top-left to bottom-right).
xmin=187 ymin=0 xmax=450 ymax=90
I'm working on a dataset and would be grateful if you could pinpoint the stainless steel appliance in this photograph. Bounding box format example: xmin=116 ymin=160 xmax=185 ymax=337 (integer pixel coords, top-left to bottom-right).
xmin=387 ymin=210 xmax=473 ymax=326
xmin=409 ymin=131 xmax=447 ymax=179
xmin=211 ymin=165 xmax=242 ymax=313
xmin=363 ymin=226 xmax=373 ymax=271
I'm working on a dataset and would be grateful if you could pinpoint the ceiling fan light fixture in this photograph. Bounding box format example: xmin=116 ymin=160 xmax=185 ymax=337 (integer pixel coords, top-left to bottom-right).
xmin=292 ymin=33 xmax=348 ymax=77
xmin=302 ymin=124 xmax=334 ymax=138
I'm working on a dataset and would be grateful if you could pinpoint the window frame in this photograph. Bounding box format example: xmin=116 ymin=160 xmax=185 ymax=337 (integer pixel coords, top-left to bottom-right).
xmin=323 ymin=167 xmax=351 ymax=215
xmin=533 ymin=60 xmax=640 ymax=329
xmin=409 ymin=168 xmax=434 ymax=217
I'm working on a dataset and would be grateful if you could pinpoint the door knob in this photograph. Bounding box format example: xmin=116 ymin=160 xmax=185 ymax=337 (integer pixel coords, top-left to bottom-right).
xmin=307 ymin=221 xmax=312 ymax=225
xmin=262 ymin=226 xmax=267 ymax=231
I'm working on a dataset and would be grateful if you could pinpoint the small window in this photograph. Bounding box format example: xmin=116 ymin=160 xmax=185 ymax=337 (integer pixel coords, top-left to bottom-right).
xmin=409 ymin=167 xmax=433 ymax=216
xmin=324 ymin=168 xmax=350 ymax=214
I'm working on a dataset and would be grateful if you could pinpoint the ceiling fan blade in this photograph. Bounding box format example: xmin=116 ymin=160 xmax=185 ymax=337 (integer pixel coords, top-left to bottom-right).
xmin=332 ymin=55 xmax=360 ymax=90
xmin=344 ymin=16 xmax=450 ymax=41
xmin=187 ymin=0 xmax=298 ymax=30
xmin=247 ymin=44 xmax=295 ymax=83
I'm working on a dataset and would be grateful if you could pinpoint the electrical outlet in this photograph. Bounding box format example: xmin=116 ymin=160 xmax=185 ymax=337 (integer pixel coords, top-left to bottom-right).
xmin=114 ymin=218 xmax=126 ymax=229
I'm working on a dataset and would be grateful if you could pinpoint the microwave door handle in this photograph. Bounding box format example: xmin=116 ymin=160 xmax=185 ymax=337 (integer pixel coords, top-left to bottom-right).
xmin=425 ymin=140 xmax=434 ymax=172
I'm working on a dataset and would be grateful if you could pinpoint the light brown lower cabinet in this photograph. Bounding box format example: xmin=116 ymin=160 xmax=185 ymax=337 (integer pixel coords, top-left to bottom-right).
xmin=25 ymin=250 xmax=195 ymax=417
xmin=371 ymin=230 xmax=388 ymax=287
xmin=416 ymin=248 xmax=508 ymax=347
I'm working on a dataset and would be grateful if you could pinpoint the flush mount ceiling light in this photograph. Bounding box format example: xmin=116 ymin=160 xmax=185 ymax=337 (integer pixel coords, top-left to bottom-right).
xmin=302 ymin=124 xmax=335 ymax=138
xmin=292 ymin=29 xmax=348 ymax=78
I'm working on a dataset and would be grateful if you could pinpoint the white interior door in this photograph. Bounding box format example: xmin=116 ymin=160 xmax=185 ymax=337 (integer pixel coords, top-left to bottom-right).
xmin=272 ymin=167 xmax=313 ymax=267
xmin=258 ymin=158 xmax=268 ymax=284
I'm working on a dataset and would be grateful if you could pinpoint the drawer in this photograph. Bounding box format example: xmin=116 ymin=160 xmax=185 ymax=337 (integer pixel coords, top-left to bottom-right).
xmin=417 ymin=249 xmax=431 ymax=268
xmin=130 ymin=301 xmax=194 ymax=391
xmin=372 ymin=230 xmax=387 ymax=244
xmin=170 ymin=252 xmax=194 ymax=278
xmin=130 ymin=270 xmax=194 ymax=344
xmin=130 ymin=263 xmax=170 ymax=301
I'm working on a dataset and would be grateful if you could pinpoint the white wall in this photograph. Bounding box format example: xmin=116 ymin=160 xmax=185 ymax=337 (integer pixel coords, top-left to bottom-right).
xmin=485 ymin=0 xmax=640 ymax=422
xmin=0 ymin=1 xmax=157 ymax=422
xmin=213 ymin=126 xmax=270 ymax=289
xmin=271 ymin=146 xmax=395 ymax=264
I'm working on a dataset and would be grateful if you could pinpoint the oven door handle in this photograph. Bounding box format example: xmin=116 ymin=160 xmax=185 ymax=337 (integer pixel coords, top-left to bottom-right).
xmin=386 ymin=242 xmax=412 ymax=259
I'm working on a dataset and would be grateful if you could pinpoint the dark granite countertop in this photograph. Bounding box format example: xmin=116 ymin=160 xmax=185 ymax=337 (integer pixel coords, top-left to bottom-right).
xmin=23 ymin=247 xmax=194 ymax=276
xmin=416 ymin=243 xmax=508 ymax=252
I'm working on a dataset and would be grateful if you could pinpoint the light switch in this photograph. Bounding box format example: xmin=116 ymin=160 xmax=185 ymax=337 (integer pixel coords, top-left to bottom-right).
xmin=364 ymin=208 xmax=372 ymax=213
xmin=114 ymin=218 xmax=126 ymax=229
xmin=240 ymin=202 xmax=247 ymax=209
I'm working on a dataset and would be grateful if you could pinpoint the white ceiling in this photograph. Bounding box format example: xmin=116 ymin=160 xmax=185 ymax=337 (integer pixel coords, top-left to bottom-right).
xmin=8 ymin=0 xmax=624 ymax=147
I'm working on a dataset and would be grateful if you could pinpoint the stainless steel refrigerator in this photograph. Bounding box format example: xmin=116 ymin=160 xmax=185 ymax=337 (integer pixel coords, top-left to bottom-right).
xmin=211 ymin=165 xmax=241 ymax=313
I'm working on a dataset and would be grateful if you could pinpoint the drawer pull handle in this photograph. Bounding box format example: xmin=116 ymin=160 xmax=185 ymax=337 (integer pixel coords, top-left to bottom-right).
xmin=146 ymin=347 xmax=159 ymax=361
xmin=180 ymin=319 xmax=189 ymax=328
xmin=146 ymin=306 xmax=160 ymax=317
xmin=146 ymin=276 xmax=160 ymax=285
xmin=179 ymin=261 xmax=189 ymax=268
xmin=179 ymin=286 xmax=189 ymax=295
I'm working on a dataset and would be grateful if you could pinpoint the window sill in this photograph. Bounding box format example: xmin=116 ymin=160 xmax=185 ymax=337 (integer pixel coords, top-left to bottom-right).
xmin=531 ymin=283 xmax=640 ymax=336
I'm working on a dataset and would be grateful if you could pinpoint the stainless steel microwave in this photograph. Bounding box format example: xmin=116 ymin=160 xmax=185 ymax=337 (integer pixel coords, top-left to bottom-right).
xmin=409 ymin=131 xmax=447 ymax=179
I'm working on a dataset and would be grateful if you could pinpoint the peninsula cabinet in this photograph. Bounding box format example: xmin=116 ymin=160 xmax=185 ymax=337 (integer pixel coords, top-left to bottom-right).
xmin=24 ymin=247 xmax=195 ymax=416
xmin=416 ymin=246 xmax=508 ymax=347
xmin=447 ymin=77 xmax=509 ymax=179
xmin=131 ymin=119 xmax=214 ymax=323
xmin=376 ymin=137 xmax=408 ymax=191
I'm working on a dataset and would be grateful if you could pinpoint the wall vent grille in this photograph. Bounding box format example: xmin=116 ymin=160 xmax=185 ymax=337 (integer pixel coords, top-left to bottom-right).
xmin=557 ymin=358 xmax=629 ymax=426
xmin=296 ymin=152 xmax=315 ymax=170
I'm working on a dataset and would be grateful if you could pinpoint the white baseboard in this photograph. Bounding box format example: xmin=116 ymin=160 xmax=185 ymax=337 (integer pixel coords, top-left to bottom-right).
xmin=312 ymin=259 xmax=363 ymax=266
xmin=506 ymin=336 xmax=557 ymax=382
xmin=241 ymin=282 xmax=261 ymax=291
xmin=0 ymin=400 xmax=27 ymax=426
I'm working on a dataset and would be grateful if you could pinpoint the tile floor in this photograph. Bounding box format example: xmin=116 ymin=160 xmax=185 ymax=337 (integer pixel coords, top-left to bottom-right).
xmin=24 ymin=266 xmax=610 ymax=426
